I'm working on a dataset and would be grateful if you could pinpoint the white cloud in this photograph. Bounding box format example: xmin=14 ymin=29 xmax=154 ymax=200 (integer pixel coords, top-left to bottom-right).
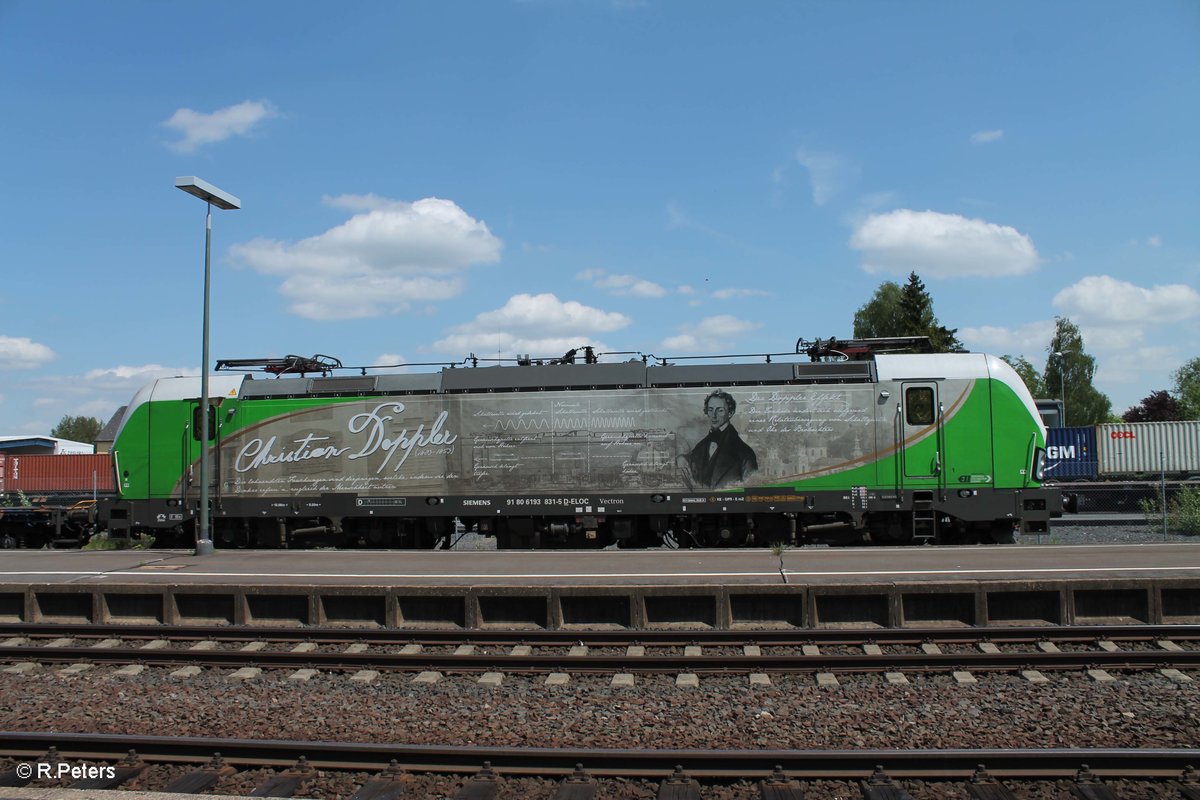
xmin=76 ymin=398 xmax=127 ymax=419
xmin=959 ymin=320 xmax=1056 ymax=357
xmin=231 ymin=197 xmax=502 ymax=320
xmin=661 ymin=315 xmax=758 ymax=352
xmin=712 ymin=287 xmax=770 ymax=300
xmin=959 ymin=277 xmax=1200 ymax=412
xmin=794 ymin=148 xmax=860 ymax=206
xmin=0 ymin=335 xmax=55 ymax=369
xmin=322 ymin=193 xmax=394 ymax=212
xmin=1053 ymin=275 xmax=1200 ymax=325
xmin=850 ymin=209 xmax=1040 ymax=277
xmin=236 ymin=197 xmax=499 ymax=276
xmin=1094 ymin=344 xmax=1178 ymax=392
xmin=598 ymin=275 xmax=667 ymax=297
xmin=22 ymin=364 xmax=194 ymax=429
xmin=280 ymin=274 xmax=465 ymax=321
xmin=369 ymin=353 xmax=411 ymax=375
xmin=431 ymin=294 xmax=630 ymax=358
xmin=970 ymin=129 xmax=1005 ymax=144
xmin=81 ymin=364 xmax=197 ymax=389
xmin=661 ymin=334 xmax=700 ymax=351
xmin=1146 ymin=235 xmax=1162 ymax=248
xmin=1061 ymin=323 xmax=1179 ymax=400
xmin=576 ymin=268 xmax=668 ymax=298
xmin=26 ymin=363 xmax=193 ymax=402
xmin=163 ymin=100 xmax=278 ymax=153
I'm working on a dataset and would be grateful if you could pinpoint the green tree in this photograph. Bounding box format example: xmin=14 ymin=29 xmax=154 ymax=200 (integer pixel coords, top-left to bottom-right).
xmin=852 ymin=272 xmax=963 ymax=352
xmin=1002 ymin=355 xmax=1045 ymax=398
xmin=899 ymin=273 xmax=963 ymax=352
xmin=1173 ymin=357 xmax=1200 ymax=420
xmin=1044 ymin=317 xmax=1111 ymax=426
xmin=852 ymin=281 xmax=905 ymax=339
xmin=50 ymin=415 xmax=102 ymax=444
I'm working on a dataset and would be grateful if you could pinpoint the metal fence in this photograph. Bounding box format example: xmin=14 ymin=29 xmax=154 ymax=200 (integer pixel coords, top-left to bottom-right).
xmin=1056 ymin=479 xmax=1200 ymax=535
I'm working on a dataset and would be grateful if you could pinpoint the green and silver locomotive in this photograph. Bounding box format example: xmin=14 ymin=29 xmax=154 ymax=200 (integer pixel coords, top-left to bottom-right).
xmin=100 ymin=347 xmax=1057 ymax=548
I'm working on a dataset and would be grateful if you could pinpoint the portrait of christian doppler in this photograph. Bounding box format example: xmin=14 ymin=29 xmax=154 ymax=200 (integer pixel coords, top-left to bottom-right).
xmin=683 ymin=389 xmax=758 ymax=489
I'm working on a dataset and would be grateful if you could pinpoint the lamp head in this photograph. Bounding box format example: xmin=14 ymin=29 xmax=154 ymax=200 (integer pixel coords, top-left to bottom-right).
xmin=175 ymin=177 xmax=241 ymax=210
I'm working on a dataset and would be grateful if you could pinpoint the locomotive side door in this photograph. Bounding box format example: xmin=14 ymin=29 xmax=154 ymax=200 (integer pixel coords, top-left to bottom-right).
xmin=900 ymin=382 xmax=941 ymax=482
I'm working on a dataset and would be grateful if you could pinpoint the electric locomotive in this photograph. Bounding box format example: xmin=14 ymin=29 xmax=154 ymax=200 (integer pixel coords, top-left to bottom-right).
xmin=99 ymin=341 xmax=1059 ymax=548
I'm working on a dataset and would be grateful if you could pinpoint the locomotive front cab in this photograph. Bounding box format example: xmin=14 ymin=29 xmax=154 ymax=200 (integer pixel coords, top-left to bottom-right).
xmin=864 ymin=354 xmax=1058 ymax=544
xmin=101 ymin=374 xmax=247 ymax=543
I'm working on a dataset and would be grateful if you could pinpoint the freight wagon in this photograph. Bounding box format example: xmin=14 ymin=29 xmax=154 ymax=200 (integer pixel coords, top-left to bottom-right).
xmin=1044 ymin=421 xmax=1200 ymax=480
xmin=0 ymin=454 xmax=111 ymax=548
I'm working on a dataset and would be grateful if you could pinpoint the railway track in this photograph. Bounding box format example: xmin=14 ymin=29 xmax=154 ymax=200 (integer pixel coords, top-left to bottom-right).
xmin=3 ymin=623 xmax=1197 ymax=681
xmin=5 ymin=625 xmax=1197 ymax=798
xmin=3 ymin=732 xmax=1200 ymax=797
xmin=4 ymin=621 xmax=1199 ymax=645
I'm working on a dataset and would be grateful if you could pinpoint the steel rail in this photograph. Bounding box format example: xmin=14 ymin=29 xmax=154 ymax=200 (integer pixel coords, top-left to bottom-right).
xmin=1 ymin=621 xmax=1198 ymax=646
xmin=2 ymin=644 xmax=1197 ymax=674
xmin=1 ymin=732 xmax=1197 ymax=779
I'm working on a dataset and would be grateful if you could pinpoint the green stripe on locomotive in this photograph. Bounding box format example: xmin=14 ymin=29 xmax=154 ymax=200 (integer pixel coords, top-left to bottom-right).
xmin=756 ymin=377 xmax=1043 ymax=492
xmin=113 ymin=391 xmax=371 ymax=499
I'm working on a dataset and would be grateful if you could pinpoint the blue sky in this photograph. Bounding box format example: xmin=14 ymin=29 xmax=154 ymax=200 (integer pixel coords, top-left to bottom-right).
xmin=1 ymin=1 xmax=1197 ymax=435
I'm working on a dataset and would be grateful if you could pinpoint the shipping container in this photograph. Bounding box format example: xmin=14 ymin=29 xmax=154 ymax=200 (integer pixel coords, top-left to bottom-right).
xmin=1096 ymin=420 xmax=1200 ymax=476
xmin=0 ymin=453 xmax=115 ymax=494
xmin=1044 ymin=426 xmax=1099 ymax=480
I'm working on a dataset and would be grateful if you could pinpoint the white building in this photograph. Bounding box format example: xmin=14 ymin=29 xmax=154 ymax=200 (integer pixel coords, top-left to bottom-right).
xmin=0 ymin=436 xmax=95 ymax=455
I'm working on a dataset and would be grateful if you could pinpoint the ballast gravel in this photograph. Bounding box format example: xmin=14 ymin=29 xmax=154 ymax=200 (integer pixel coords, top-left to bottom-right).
xmin=2 ymin=667 xmax=1196 ymax=798
xmin=1 ymin=668 xmax=1195 ymax=750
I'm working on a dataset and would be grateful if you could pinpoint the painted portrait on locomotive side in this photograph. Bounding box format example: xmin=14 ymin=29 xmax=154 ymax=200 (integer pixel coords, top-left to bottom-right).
xmin=677 ymin=389 xmax=758 ymax=490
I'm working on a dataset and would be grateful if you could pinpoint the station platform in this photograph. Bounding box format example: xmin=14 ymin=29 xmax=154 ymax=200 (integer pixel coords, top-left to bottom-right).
xmin=1 ymin=544 xmax=1198 ymax=630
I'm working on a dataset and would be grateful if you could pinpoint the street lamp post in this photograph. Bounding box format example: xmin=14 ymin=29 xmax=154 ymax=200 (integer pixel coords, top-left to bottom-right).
xmin=1053 ymin=351 xmax=1067 ymax=427
xmin=175 ymin=177 xmax=241 ymax=556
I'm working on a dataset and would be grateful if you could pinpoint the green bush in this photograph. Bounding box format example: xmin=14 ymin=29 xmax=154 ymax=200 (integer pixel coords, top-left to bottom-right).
xmin=82 ymin=532 xmax=157 ymax=551
xmin=0 ymin=491 xmax=31 ymax=508
xmin=1142 ymin=486 xmax=1200 ymax=536
xmin=1173 ymin=486 xmax=1200 ymax=535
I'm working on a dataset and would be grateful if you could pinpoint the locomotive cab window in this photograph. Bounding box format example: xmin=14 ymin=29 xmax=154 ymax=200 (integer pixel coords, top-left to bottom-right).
xmin=905 ymin=387 xmax=935 ymax=426
xmin=192 ymin=405 xmax=216 ymax=441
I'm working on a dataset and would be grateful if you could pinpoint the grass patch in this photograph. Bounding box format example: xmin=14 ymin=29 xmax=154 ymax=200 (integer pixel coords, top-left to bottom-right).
xmin=82 ymin=532 xmax=157 ymax=550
